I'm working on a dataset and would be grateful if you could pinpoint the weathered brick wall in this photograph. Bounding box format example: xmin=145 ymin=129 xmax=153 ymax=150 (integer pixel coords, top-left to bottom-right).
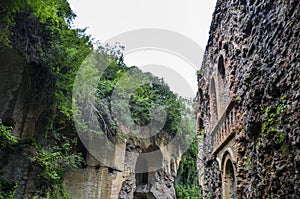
xmin=197 ymin=0 xmax=299 ymax=198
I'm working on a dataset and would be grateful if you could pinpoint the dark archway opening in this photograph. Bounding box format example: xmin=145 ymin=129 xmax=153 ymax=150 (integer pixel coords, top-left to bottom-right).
xmin=135 ymin=157 xmax=148 ymax=186
xmin=134 ymin=145 xmax=162 ymax=198
xmin=218 ymin=55 xmax=225 ymax=79
xmin=224 ymin=159 xmax=236 ymax=199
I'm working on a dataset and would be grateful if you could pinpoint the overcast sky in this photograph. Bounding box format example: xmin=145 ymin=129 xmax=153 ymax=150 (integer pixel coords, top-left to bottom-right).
xmin=68 ymin=0 xmax=217 ymax=98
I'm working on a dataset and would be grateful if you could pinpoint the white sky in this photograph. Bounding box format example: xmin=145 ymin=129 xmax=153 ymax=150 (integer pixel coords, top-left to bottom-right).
xmin=68 ymin=0 xmax=217 ymax=98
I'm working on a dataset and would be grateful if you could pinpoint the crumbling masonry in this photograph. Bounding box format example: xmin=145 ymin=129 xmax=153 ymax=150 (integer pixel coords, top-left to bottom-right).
xmin=196 ymin=0 xmax=299 ymax=198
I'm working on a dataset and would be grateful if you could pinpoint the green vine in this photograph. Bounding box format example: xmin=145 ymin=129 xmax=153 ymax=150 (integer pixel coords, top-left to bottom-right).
xmin=261 ymin=103 xmax=286 ymax=144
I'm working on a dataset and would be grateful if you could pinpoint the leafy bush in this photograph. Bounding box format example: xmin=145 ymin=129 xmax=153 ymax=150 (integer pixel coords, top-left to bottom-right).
xmin=175 ymin=184 xmax=202 ymax=199
xmin=0 ymin=120 xmax=18 ymax=198
xmin=30 ymin=139 xmax=83 ymax=198
xmin=0 ymin=119 xmax=18 ymax=148
xmin=0 ymin=175 xmax=17 ymax=199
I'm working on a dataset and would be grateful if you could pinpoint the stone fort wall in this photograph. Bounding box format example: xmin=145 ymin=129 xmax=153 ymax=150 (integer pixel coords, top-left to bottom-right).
xmin=196 ymin=0 xmax=299 ymax=198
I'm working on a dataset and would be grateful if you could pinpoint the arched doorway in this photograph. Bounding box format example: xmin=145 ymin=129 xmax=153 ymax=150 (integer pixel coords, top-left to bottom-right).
xmin=135 ymin=144 xmax=163 ymax=186
xmin=134 ymin=145 xmax=163 ymax=199
xmin=223 ymin=156 xmax=236 ymax=199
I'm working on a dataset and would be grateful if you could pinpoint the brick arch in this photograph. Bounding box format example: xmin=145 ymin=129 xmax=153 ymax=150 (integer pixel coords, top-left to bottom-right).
xmin=220 ymin=148 xmax=236 ymax=169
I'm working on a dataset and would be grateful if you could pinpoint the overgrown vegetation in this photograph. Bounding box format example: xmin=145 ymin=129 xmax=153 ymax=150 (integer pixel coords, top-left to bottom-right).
xmin=73 ymin=45 xmax=196 ymax=145
xmin=0 ymin=175 xmax=17 ymax=199
xmin=175 ymin=139 xmax=202 ymax=199
xmin=261 ymin=103 xmax=287 ymax=144
xmin=1 ymin=0 xmax=199 ymax=198
xmin=0 ymin=119 xmax=18 ymax=148
xmin=0 ymin=120 xmax=18 ymax=199
xmin=29 ymin=141 xmax=83 ymax=198
xmin=94 ymin=59 xmax=182 ymax=142
xmin=0 ymin=0 xmax=91 ymax=197
xmin=0 ymin=120 xmax=83 ymax=198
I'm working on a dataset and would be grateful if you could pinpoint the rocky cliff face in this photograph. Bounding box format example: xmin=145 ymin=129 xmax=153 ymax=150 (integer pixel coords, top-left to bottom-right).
xmin=0 ymin=46 xmax=50 ymax=139
xmin=196 ymin=0 xmax=299 ymax=198
xmin=0 ymin=46 xmax=51 ymax=198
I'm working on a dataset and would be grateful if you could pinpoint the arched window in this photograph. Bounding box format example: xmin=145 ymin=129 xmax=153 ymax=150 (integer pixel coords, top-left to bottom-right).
xmin=224 ymin=159 xmax=236 ymax=199
xmin=217 ymin=55 xmax=226 ymax=113
xmin=210 ymin=78 xmax=218 ymax=123
xmin=218 ymin=55 xmax=225 ymax=80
